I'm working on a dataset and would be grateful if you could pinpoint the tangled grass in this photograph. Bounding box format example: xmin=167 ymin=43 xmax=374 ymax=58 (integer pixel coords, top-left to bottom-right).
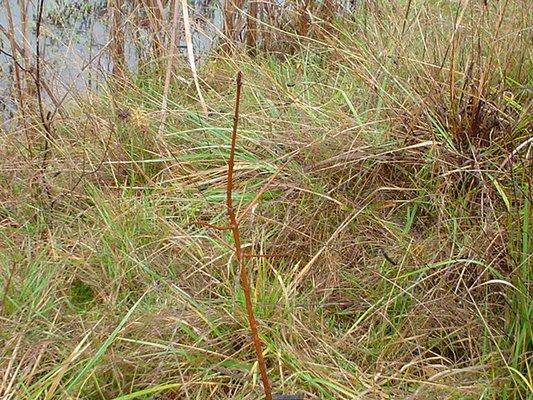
xmin=1 ymin=1 xmax=531 ymax=399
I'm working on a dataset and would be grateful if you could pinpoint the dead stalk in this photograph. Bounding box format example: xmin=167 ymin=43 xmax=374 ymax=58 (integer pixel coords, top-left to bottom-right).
xmin=180 ymin=0 xmax=209 ymax=117
xmin=297 ymin=0 xmax=311 ymax=39
xmin=36 ymin=0 xmax=53 ymax=203
xmin=143 ymin=0 xmax=165 ymax=57
xmin=109 ymin=0 xmax=126 ymax=78
xmin=227 ymin=72 xmax=272 ymax=400
xmin=222 ymin=0 xmax=234 ymax=51
xmin=222 ymin=0 xmax=244 ymax=51
xmin=159 ymin=0 xmax=181 ymax=135
xmin=17 ymin=0 xmax=31 ymax=73
xmin=3 ymin=0 xmax=25 ymax=112
xmin=246 ymin=0 xmax=258 ymax=55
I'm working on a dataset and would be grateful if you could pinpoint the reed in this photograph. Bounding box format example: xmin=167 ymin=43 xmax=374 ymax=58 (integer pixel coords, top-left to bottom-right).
xmin=108 ymin=0 xmax=126 ymax=78
xmin=245 ymin=0 xmax=258 ymax=54
xmin=2 ymin=0 xmax=25 ymax=112
xmin=159 ymin=0 xmax=181 ymax=135
xmin=140 ymin=0 xmax=165 ymax=57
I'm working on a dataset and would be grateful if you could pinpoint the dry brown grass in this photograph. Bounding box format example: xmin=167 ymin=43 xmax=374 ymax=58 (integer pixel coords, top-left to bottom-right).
xmin=0 ymin=1 xmax=531 ymax=399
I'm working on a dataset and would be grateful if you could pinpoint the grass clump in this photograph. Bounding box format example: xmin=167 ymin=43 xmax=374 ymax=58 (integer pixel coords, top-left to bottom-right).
xmin=0 ymin=1 xmax=531 ymax=399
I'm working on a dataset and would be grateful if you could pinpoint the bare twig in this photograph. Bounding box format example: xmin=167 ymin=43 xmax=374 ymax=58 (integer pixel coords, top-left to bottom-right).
xmin=226 ymin=71 xmax=272 ymax=400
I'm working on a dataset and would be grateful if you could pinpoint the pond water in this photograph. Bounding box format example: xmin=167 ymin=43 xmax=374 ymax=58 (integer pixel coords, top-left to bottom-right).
xmin=0 ymin=0 xmax=221 ymax=116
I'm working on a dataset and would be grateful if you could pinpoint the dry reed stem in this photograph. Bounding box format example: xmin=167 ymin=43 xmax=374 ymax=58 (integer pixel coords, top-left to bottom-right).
xmin=109 ymin=0 xmax=126 ymax=78
xmin=226 ymin=71 xmax=272 ymax=400
xmin=222 ymin=0 xmax=234 ymax=50
xmin=180 ymin=0 xmax=209 ymax=117
xmin=159 ymin=0 xmax=181 ymax=135
xmin=35 ymin=0 xmax=54 ymax=204
xmin=16 ymin=0 xmax=30 ymax=73
xmin=246 ymin=0 xmax=258 ymax=54
xmin=2 ymin=0 xmax=25 ymax=113
xmin=142 ymin=0 xmax=165 ymax=57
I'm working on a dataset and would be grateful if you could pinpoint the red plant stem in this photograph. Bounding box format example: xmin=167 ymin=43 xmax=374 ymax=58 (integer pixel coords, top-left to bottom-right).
xmin=227 ymin=71 xmax=273 ymax=400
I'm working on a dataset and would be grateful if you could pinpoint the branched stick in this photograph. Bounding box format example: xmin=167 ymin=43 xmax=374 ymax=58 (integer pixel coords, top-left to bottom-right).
xmin=227 ymin=71 xmax=272 ymax=400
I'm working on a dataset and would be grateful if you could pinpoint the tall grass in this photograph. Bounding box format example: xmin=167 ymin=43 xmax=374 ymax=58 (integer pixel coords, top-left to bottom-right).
xmin=0 ymin=0 xmax=531 ymax=399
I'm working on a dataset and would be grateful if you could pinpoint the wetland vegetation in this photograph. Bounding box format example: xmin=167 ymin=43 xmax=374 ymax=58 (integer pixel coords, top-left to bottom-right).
xmin=0 ymin=0 xmax=531 ymax=399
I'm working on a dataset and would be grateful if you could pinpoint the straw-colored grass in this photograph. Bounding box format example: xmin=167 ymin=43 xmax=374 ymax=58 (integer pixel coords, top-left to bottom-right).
xmin=0 ymin=1 xmax=531 ymax=399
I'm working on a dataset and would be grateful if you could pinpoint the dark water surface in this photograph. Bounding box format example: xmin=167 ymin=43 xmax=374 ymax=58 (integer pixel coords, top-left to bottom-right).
xmin=0 ymin=0 xmax=221 ymax=116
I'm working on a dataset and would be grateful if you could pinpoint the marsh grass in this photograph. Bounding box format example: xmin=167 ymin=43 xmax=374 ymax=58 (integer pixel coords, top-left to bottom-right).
xmin=0 ymin=0 xmax=531 ymax=399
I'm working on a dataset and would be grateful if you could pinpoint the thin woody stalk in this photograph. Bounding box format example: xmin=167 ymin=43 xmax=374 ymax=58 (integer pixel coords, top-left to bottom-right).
xmin=226 ymin=71 xmax=273 ymax=400
xmin=109 ymin=0 xmax=125 ymax=78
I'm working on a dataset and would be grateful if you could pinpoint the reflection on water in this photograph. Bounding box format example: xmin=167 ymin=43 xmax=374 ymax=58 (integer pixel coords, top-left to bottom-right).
xmin=0 ymin=0 xmax=221 ymax=117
